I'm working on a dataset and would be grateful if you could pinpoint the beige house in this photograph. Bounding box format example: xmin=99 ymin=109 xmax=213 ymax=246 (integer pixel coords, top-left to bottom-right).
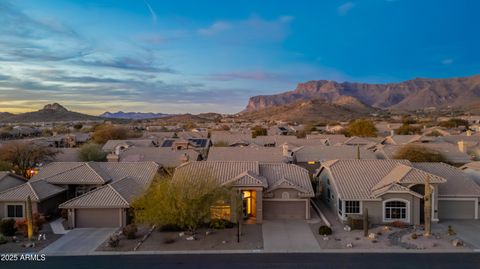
xmin=316 ymin=159 xmax=480 ymax=225
xmin=172 ymin=161 xmax=314 ymax=223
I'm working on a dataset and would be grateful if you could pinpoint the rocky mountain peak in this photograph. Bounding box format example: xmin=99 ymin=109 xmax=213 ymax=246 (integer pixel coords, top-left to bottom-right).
xmin=42 ymin=103 xmax=68 ymax=112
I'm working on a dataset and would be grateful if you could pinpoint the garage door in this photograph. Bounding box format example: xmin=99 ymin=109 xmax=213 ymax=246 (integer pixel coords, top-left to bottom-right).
xmin=263 ymin=200 xmax=306 ymax=219
xmin=438 ymin=200 xmax=475 ymax=219
xmin=75 ymin=209 xmax=121 ymax=228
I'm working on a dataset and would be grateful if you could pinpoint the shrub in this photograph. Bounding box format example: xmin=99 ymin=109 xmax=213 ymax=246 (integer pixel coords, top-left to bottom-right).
xmin=0 ymin=234 xmax=7 ymax=244
xmin=411 ymin=233 xmax=418 ymax=240
xmin=347 ymin=216 xmax=363 ymax=230
xmin=209 ymin=219 xmax=234 ymax=229
xmin=163 ymin=237 xmax=176 ymax=244
xmin=389 ymin=221 xmax=408 ymax=229
xmin=0 ymin=219 xmax=16 ymax=236
xmin=15 ymin=214 xmax=46 ymax=236
xmin=106 ymin=235 xmax=120 ymax=248
xmin=122 ymin=224 xmax=138 ymax=240
xmin=158 ymin=224 xmax=183 ymax=232
xmin=447 ymin=225 xmax=456 ymax=236
xmin=319 ymin=225 xmax=332 ymax=236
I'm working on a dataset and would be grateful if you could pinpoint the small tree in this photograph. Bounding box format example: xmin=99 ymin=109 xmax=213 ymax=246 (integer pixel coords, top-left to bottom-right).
xmin=393 ymin=145 xmax=447 ymax=163
xmin=395 ymin=124 xmax=421 ymax=135
xmin=92 ymin=125 xmax=141 ymax=144
xmin=78 ymin=143 xmax=107 ymax=162
xmin=0 ymin=141 xmax=57 ymax=177
xmin=251 ymin=126 xmax=268 ymax=138
xmin=346 ymin=119 xmax=377 ymax=137
xmin=133 ymin=174 xmax=234 ymax=233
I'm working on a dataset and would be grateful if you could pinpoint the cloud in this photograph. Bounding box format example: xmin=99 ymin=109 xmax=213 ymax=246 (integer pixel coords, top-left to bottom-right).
xmin=144 ymin=0 xmax=158 ymax=25
xmin=73 ymin=55 xmax=177 ymax=73
xmin=337 ymin=2 xmax=355 ymax=16
xmin=207 ymin=71 xmax=286 ymax=82
xmin=442 ymin=58 xmax=454 ymax=65
xmin=198 ymin=21 xmax=231 ymax=36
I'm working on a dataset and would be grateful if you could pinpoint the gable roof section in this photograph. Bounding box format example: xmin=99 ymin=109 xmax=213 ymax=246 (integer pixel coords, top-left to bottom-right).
xmin=173 ymin=161 xmax=259 ymax=185
xmin=260 ymin=163 xmax=314 ymax=197
xmin=223 ymin=171 xmax=268 ymax=187
xmin=371 ymin=183 xmax=424 ymax=199
xmin=119 ymin=147 xmax=199 ymax=167
xmin=0 ymin=180 xmax=65 ymax=202
xmin=413 ymin=162 xmax=480 ymax=197
xmin=207 ymin=147 xmax=286 ymax=163
xmin=371 ymin=163 xmax=446 ymax=192
xmin=293 ymin=145 xmax=377 ymax=163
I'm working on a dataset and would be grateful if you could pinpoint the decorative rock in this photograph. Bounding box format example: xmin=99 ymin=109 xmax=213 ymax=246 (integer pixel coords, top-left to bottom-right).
xmin=346 ymin=242 xmax=353 ymax=248
xmin=355 ymin=237 xmax=360 ymax=240
xmin=368 ymin=233 xmax=377 ymax=240
xmin=186 ymin=236 xmax=195 ymax=241
xmin=451 ymin=238 xmax=463 ymax=247
xmin=222 ymin=240 xmax=228 ymax=244
xmin=323 ymin=236 xmax=329 ymax=241
xmin=179 ymin=232 xmax=185 ymax=237
xmin=42 ymin=234 xmax=46 ymax=240
xmin=371 ymin=239 xmax=378 ymax=243
xmin=335 ymin=238 xmax=341 ymax=241
xmin=435 ymin=235 xmax=441 ymax=240
xmin=383 ymin=226 xmax=391 ymax=231
xmin=432 ymin=243 xmax=438 ymax=247
xmin=205 ymin=230 xmax=212 ymax=236
xmin=343 ymin=225 xmax=351 ymax=232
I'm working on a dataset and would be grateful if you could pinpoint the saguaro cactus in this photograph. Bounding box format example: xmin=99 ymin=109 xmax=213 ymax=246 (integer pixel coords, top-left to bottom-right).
xmin=363 ymin=207 xmax=369 ymax=237
xmin=424 ymin=176 xmax=432 ymax=236
xmin=26 ymin=195 xmax=33 ymax=240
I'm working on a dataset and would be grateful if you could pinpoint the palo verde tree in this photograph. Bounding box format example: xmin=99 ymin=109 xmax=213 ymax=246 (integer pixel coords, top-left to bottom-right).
xmin=133 ymin=173 xmax=235 ymax=233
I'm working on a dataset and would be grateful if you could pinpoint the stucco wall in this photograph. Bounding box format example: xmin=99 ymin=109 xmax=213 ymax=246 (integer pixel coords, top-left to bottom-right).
xmin=0 ymin=201 xmax=39 ymax=219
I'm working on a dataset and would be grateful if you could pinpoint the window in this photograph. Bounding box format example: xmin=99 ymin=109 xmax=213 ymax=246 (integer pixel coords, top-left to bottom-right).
xmin=7 ymin=204 xmax=23 ymax=218
xmin=345 ymin=201 xmax=360 ymax=214
xmin=384 ymin=200 xmax=407 ymax=221
xmin=338 ymin=199 xmax=343 ymax=215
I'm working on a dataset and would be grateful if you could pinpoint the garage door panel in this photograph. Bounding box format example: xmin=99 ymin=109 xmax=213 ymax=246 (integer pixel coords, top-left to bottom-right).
xmin=438 ymin=200 xmax=475 ymax=220
xmin=75 ymin=209 xmax=121 ymax=228
xmin=263 ymin=200 xmax=306 ymax=219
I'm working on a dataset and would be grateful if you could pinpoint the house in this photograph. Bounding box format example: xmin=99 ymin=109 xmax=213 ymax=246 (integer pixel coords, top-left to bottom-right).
xmin=460 ymin=162 xmax=480 ymax=186
xmin=118 ymin=147 xmax=200 ymax=168
xmin=291 ymin=145 xmax=378 ymax=173
xmin=207 ymin=147 xmax=288 ymax=163
xmin=0 ymin=172 xmax=27 ymax=192
xmin=316 ymin=159 xmax=480 ymax=225
xmin=102 ymin=139 xmax=157 ymax=155
xmin=172 ymin=161 xmax=314 ymax=223
xmin=413 ymin=163 xmax=480 ymax=220
xmin=0 ymin=180 xmax=67 ymax=220
xmin=55 ymin=162 xmax=160 ymax=228
xmin=316 ymin=160 xmax=447 ymax=225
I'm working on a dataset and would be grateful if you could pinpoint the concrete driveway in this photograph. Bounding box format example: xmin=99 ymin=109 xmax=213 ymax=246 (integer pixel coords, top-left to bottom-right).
xmin=438 ymin=220 xmax=480 ymax=249
xmin=41 ymin=228 xmax=117 ymax=255
xmin=262 ymin=219 xmax=320 ymax=252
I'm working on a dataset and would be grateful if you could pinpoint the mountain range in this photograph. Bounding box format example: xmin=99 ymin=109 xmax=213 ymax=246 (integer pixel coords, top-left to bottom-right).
xmin=99 ymin=111 xmax=170 ymax=120
xmin=244 ymin=75 xmax=480 ymax=114
xmin=0 ymin=103 xmax=101 ymax=123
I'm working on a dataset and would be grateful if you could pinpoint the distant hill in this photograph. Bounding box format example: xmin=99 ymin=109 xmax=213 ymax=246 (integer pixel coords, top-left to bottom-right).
xmin=148 ymin=113 xmax=222 ymax=124
xmin=100 ymin=111 xmax=170 ymax=120
xmin=239 ymin=98 xmax=377 ymax=122
xmin=245 ymin=74 xmax=480 ymax=113
xmin=0 ymin=103 xmax=101 ymax=123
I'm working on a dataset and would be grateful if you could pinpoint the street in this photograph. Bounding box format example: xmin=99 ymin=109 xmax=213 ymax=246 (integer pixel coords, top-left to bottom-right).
xmin=2 ymin=253 xmax=479 ymax=269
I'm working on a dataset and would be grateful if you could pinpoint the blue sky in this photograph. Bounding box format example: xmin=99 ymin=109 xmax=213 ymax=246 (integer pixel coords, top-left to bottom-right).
xmin=0 ymin=0 xmax=478 ymax=114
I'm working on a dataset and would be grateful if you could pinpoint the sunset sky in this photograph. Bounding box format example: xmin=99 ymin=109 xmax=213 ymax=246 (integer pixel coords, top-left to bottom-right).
xmin=0 ymin=0 xmax=479 ymax=115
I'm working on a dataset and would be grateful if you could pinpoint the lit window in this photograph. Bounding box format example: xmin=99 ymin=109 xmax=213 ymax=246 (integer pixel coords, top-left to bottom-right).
xmin=307 ymin=161 xmax=316 ymax=165
xmin=384 ymin=200 xmax=407 ymax=220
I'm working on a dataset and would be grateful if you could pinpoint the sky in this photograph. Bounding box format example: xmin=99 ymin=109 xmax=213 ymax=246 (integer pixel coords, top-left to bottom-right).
xmin=0 ymin=0 xmax=479 ymax=115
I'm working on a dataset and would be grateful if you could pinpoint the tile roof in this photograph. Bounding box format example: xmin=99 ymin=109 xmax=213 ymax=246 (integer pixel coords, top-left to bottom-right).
xmin=292 ymin=145 xmax=377 ymax=163
xmin=32 ymin=162 xmax=160 ymax=187
xmin=413 ymin=162 xmax=480 ymax=197
xmin=371 ymin=163 xmax=446 ymax=191
xmin=173 ymin=161 xmax=259 ymax=185
xmin=260 ymin=163 xmax=314 ymax=197
xmin=207 ymin=147 xmax=287 ymax=163
xmin=0 ymin=180 xmax=65 ymax=202
xmin=59 ymin=177 xmax=145 ymax=208
xmin=119 ymin=147 xmax=199 ymax=167
xmin=102 ymin=139 xmax=156 ymax=152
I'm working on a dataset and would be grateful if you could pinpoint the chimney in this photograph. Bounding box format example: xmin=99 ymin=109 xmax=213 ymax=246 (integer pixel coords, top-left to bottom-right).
xmin=180 ymin=153 xmax=190 ymax=163
xmin=107 ymin=154 xmax=119 ymax=162
xmin=356 ymin=145 xmax=361 ymax=160
xmin=282 ymin=143 xmax=289 ymax=157
xmin=466 ymin=130 xmax=472 ymax=136
xmin=458 ymin=140 xmax=466 ymax=153
xmin=390 ymin=130 xmax=395 ymax=136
